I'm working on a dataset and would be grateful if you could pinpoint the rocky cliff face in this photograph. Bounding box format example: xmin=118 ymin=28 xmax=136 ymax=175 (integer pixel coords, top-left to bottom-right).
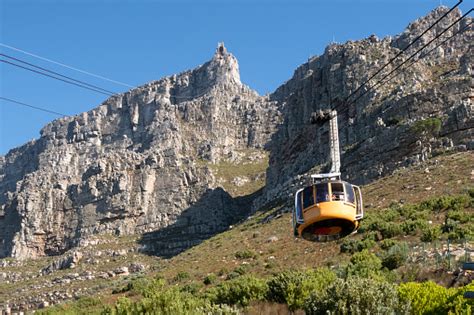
xmin=258 ymin=7 xmax=473 ymax=208
xmin=0 ymin=43 xmax=280 ymax=259
xmin=0 ymin=7 xmax=472 ymax=260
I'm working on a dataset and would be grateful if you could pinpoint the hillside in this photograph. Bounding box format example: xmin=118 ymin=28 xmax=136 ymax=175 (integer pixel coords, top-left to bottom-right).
xmin=0 ymin=151 xmax=472 ymax=313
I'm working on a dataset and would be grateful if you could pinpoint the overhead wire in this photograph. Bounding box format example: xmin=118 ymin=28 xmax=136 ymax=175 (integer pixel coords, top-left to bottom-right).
xmin=0 ymin=97 xmax=66 ymax=116
xmin=343 ymin=8 xmax=473 ymax=110
xmin=0 ymin=43 xmax=135 ymax=88
xmin=1 ymin=59 xmax=116 ymax=97
xmin=1 ymin=49 xmax=227 ymax=103
xmin=378 ymin=20 xmax=473 ymax=89
xmin=1 ymin=53 xmax=118 ymax=95
xmin=340 ymin=0 xmax=464 ymax=106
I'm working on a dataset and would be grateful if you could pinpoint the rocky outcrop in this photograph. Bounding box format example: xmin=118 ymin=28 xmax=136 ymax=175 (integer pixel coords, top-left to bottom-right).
xmin=0 ymin=43 xmax=280 ymax=259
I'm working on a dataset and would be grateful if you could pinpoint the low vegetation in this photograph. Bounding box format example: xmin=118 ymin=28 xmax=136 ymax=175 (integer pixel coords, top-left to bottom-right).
xmin=38 ymin=266 xmax=473 ymax=315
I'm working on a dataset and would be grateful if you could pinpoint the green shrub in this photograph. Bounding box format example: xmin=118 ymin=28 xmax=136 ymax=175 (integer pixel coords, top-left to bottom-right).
xmin=444 ymin=210 xmax=473 ymax=240
xmin=419 ymin=195 xmax=468 ymax=213
xmin=381 ymin=242 xmax=409 ymax=270
xmin=401 ymin=219 xmax=428 ymax=235
xmin=468 ymin=188 xmax=474 ymax=199
xmin=446 ymin=210 xmax=471 ymax=224
xmin=118 ymin=277 xmax=165 ymax=297
xmin=180 ymin=282 xmax=203 ymax=295
xmin=105 ymin=286 xmax=212 ymax=315
xmin=346 ymin=250 xmax=382 ymax=279
xmin=207 ymin=275 xmax=268 ymax=307
xmin=398 ymin=281 xmax=473 ymax=314
xmin=304 ymin=278 xmax=404 ymax=315
xmin=226 ymin=272 xmax=241 ymax=280
xmin=340 ymin=238 xmax=376 ymax=254
xmin=380 ymin=239 xmax=399 ymax=250
xmin=203 ymin=273 xmax=217 ymax=285
xmin=174 ymin=271 xmax=190 ymax=282
xmin=411 ymin=117 xmax=441 ymax=137
xmin=420 ymin=225 xmax=441 ymax=242
xmin=448 ymin=223 xmax=474 ymax=241
xmin=226 ymin=265 xmax=249 ymax=280
xmin=363 ymin=231 xmax=380 ymax=241
xmin=267 ymin=268 xmax=336 ymax=311
xmin=235 ymin=250 xmax=257 ymax=259
xmin=359 ymin=209 xmax=400 ymax=234
xmin=378 ymin=222 xmax=403 ymax=239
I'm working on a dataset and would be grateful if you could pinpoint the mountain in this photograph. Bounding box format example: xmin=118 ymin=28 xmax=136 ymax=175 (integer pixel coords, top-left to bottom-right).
xmin=0 ymin=6 xmax=473 ymax=261
xmin=0 ymin=43 xmax=280 ymax=259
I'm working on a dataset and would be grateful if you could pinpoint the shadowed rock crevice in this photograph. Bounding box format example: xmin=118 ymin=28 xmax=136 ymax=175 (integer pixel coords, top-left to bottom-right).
xmin=138 ymin=188 xmax=259 ymax=258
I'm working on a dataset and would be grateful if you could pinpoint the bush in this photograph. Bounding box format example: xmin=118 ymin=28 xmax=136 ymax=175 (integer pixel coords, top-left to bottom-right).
xmin=444 ymin=210 xmax=473 ymax=240
xmin=363 ymin=231 xmax=380 ymax=241
xmin=119 ymin=277 xmax=166 ymax=297
xmin=340 ymin=238 xmax=376 ymax=254
xmin=398 ymin=281 xmax=473 ymax=314
xmin=105 ymin=286 xmax=211 ymax=315
xmin=419 ymin=195 xmax=468 ymax=213
xmin=447 ymin=223 xmax=474 ymax=241
xmin=203 ymin=273 xmax=217 ymax=285
xmin=420 ymin=225 xmax=441 ymax=242
xmin=381 ymin=242 xmax=409 ymax=270
xmin=411 ymin=117 xmax=441 ymax=138
xmin=267 ymin=268 xmax=336 ymax=311
xmin=207 ymin=275 xmax=268 ymax=307
xmin=304 ymin=278 xmax=404 ymax=315
xmin=235 ymin=250 xmax=257 ymax=260
xmin=226 ymin=265 xmax=249 ymax=280
xmin=174 ymin=271 xmax=190 ymax=282
xmin=401 ymin=219 xmax=428 ymax=235
xmin=380 ymin=239 xmax=399 ymax=250
xmin=345 ymin=250 xmax=382 ymax=279
xmin=180 ymin=282 xmax=203 ymax=295
xmin=379 ymin=222 xmax=403 ymax=239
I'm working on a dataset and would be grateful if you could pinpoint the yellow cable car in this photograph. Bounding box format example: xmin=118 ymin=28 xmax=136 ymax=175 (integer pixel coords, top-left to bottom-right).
xmin=293 ymin=174 xmax=363 ymax=242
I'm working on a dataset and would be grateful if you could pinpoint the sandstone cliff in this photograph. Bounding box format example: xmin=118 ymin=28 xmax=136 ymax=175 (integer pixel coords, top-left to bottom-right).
xmin=0 ymin=43 xmax=280 ymax=259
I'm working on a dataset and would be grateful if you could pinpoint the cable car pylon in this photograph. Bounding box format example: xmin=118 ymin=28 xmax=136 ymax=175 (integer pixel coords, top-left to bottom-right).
xmin=293 ymin=110 xmax=364 ymax=242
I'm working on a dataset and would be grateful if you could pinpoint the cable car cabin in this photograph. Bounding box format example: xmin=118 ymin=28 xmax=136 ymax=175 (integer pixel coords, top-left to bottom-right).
xmin=293 ymin=173 xmax=363 ymax=242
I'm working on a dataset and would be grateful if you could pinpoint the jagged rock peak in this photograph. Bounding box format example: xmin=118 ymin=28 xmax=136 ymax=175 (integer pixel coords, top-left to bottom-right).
xmin=394 ymin=6 xmax=466 ymax=49
xmin=205 ymin=42 xmax=241 ymax=85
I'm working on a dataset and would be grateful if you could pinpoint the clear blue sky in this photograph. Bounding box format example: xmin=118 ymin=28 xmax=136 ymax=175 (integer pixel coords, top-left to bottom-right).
xmin=0 ymin=0 xmax=469 ymax=155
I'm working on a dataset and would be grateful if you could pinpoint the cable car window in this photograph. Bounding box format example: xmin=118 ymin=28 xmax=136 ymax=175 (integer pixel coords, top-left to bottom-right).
xmin=295 ymin=191 xmax=303 ymax=222
xmin=331 ymin=183 xmax=345 ymax=201
xmin=302 ymin=186 xmax=314 ymax=209
xmin=315 ymin=183 xmax=329 ymax=203
xmin=345 ymin=182 xmax=355 ymax=204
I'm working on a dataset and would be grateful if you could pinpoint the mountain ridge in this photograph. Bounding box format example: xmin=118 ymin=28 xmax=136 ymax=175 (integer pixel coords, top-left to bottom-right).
xmin=0 ymin=6 xmax=472 ymax=260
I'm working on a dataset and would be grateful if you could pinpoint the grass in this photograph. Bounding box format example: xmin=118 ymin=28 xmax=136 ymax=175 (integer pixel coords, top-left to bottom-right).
xmin=205 ymin=149 xmax=269 ymax=196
